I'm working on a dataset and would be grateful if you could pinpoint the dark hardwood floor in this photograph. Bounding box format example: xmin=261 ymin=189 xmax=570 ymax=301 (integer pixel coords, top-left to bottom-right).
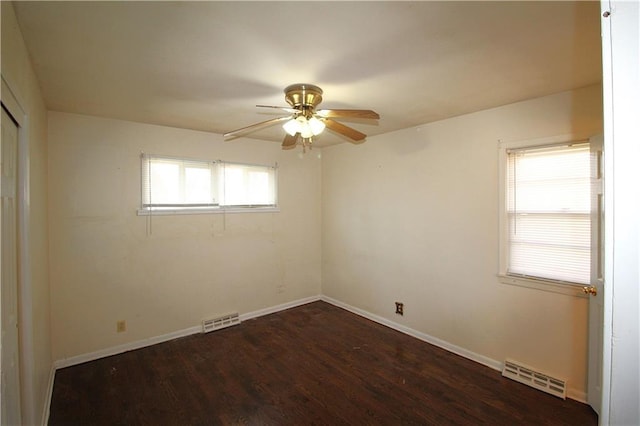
xmin=48 ymin=301 xmax=597 ymax=425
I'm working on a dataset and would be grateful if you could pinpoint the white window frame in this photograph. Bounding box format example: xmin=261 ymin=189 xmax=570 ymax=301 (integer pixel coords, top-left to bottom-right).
xmin=498 ymin=134 xmax=591 ymax=297
xmin=138 ymin=154 xmax=278 ymax=215
xmin=217 ymin=161 xmax=279 ymax=210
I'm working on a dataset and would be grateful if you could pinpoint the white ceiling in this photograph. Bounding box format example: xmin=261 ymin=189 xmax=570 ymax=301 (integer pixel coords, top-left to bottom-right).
xmin=13 ymin=1 xmax=602 ymax=147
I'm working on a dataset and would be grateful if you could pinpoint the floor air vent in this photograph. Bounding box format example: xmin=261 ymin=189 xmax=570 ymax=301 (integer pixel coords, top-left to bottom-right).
xmin=202 ymin=312 xmax=240 ymax=333
xmin=502 ymin=359 xmax=566 ymax=399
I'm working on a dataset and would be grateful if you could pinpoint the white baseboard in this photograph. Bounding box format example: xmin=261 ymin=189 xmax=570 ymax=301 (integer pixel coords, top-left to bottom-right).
xmin=240 ymin=295 xmax=321 ymax=321
xmin=53 ymin=325 xmax=202 ymax=369
xmin=53 ymin=295 xmax=322 ymax=370
xmin=567 ymin=389 xmax=588 ymax=404
xmin=320 ymin=295 xmax=587 ymax=403
xmin=320 ymin=295 xmax=502 ymax=372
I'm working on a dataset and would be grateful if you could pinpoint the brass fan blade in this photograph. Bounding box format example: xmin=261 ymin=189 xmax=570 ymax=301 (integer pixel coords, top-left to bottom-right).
xmin=282 ymin=133 xmax=299 ymax=150
xmin=224 ymin=116 xmax=291 ymax=139
xmin=324 ymin=119 xmax=367 ymax=142
xmin=316 ymin=109 xmax=380 ymax=120
xmin=257 ymin=105 xmax=298 ymax=114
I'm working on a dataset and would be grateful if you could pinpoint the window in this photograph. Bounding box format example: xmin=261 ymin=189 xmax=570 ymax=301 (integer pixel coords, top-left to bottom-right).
xmin=140 ymin=154 xmax=277 ymax=214
xmin=219 ymin=162 xmax=277 ymax=207
xmin=499 ymin=138 xmax=593 ymax=291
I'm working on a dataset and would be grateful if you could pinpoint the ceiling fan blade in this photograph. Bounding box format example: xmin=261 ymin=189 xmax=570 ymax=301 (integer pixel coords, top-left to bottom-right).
xmin=257 ymin=105 xmax=298 ymax=114
xmin=282 ymin=133 xmax=299 ymax=150
xmin=224 ymin=116 xmax=291 ymax=139
xmin=316 ymin=109 xmax=380 ymax=120
xmin=324 ymin=119 xmax=367 ymax=142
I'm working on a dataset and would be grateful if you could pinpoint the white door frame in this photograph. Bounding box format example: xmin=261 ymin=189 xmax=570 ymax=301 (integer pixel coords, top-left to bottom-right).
xmin=598 ymin=3 xmax=613 ymax=421
xmin=587 ymin=134 xmax=604 ymax=415
xmin=1 ymin=75 xmax=35 ymax=425
xmin=599 ymin=0 xmax=640 ymax=424
xmin=2 ymin=97 xmax=22 ymax=426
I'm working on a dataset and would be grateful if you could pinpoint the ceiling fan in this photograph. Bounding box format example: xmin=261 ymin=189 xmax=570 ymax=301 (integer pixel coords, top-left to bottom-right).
xmin=223 ymin=84 xmax=380 ymax=151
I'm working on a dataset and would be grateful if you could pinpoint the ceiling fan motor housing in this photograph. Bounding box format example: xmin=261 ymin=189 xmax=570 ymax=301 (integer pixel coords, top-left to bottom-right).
xmin=284 ymin=83 xmax=323 ymax=112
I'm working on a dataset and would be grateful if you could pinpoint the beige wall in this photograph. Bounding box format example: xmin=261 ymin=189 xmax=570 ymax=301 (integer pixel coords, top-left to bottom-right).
xmin=47 ymin=112 xmax=322 ymax=361
xmin=1 ymin=2 xmax=52 ymax=424
xmin=321 ymin=84 xmax=603 ymax=399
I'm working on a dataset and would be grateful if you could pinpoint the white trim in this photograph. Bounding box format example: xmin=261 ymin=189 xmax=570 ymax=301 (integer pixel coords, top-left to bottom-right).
xmin=136 ymin=206 xmax=280 ymax=216
xmin=320 ymin=295 xmax=502 ymax=372
xmin=497 ymin=133 xmax=594 ymax=296
xmin=568 ymin=388 xmax=588 ymax=404
xmin=498 ymin=274 xmax=588 ymax=298
xmin=53 ymin=325 xmax=202 ymax=369
xmin=1 ymin=77 xmax=26 ymax=127
xmin=497 ymin=133 xmax=591 ymax=151
xmin=41 ymin=367 xmax=55 ymax=426
xmin=52 ymin=295 xmax=321 ymax=369
xmin=2 ymin=74 xmax=37 ymax=425
xmin=240 ymin=295 xmax=321 ymax=321
xmin=599 ymin=2 xmax=640 ymax=424
xmin=320 ymin=295 xmax=588 ymax=403
xmin=599 ymin=1 xmax=614 ymax=422
xmin=139 ymin=155 xmax=278 ymax=216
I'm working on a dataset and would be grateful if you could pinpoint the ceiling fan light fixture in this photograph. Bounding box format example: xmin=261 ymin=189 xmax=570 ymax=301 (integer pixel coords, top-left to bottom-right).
xmin=298 ymin=116 xmax=314 ymax=138
xmin=308 ymin=116 xmax=326 ymax=135
xmin=283 ymin=115 xmax=324 ymax=138
xmin=283 ymin=118 xmax=301 ymax=136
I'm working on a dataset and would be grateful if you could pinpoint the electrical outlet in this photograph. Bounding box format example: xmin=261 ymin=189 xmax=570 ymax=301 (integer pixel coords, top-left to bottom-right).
xmin=395 ymin=302 xmax=404 ymax=316
xmin=116 ymin=320 xmax=126 ymax=333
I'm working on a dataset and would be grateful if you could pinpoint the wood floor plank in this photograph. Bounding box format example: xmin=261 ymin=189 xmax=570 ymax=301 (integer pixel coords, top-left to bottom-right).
xmin=48 ymin=301 xmax=597 ymax=425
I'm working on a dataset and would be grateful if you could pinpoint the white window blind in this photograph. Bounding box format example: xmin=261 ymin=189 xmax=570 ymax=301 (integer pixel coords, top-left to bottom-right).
xmin=219 ymin=162 xmax=277 ymax=207
xmin=142 ymin=155 xmax=218 ymax=209
xmin=506 ymin=143 xmax=591 ymax=285
xmin=141 ymin=154 xmax=277 ymax=213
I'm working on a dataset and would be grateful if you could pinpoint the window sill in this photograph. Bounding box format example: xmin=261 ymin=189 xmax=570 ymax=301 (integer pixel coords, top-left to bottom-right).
xmin=498 ymin=274 xmax=588 ymax=298
xmin=137 ymin=207 xmax=280 ymax=216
